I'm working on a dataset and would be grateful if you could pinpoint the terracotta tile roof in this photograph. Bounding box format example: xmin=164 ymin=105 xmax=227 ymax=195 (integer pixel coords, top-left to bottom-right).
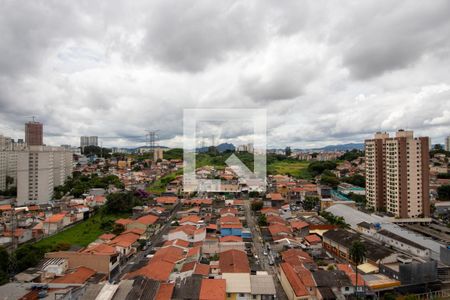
xmin=82 ymin=243 xmax=117 ymax=255
xmin=153 ymin=246 xmax=186 ymax=264
xmin=44 ymin=213 xmax=66 ymax=223
xmin=206 ymin=224 xmax=217 ymax=230
xmin=123 ymin=228 xmax=146 ymax=236
xmin=220 ymin=223 xmax=242 ymax=229
xmin=268 ymin=193 xmax=284 ymax=201
xmin=155 ymin=283 xmax=175 ymax=300
xmin=219 ymin=236 xmax=243 ymax=243
xmin=184 ymin=198 xmax=213 ymax=205
xmin=293 ymin=264 xmax=316 ymax=287
xmin=170 ymin=224 xmax=196 ymax=235
xmin=0 ymin=204 xmax=12 ymax=211
xmin=268 ymin=224 xmax=292 ymax=236
xmin=180 ymin=261 xmax=196 ymax=273
xmin=232 ymin=199 xmax=244 ymax=206
xmin=27 ymin=205 xmax=40 ymax=211
xmin=290 ymin=220 xmax=309 ymax=230
xmin=180 ymin=215 xmax=202 ymax=224
xmin=219 ymin=207 xmax=238 ymax=215
xmin=337 ymin=264 xmax=365 ymax=287
xmin=98 ymin=233 xmax=116 ymax=241
xmin=187 ymin=246 xmax=201 ymax=257
xmin=267 ymin=215 xmax=287 ymax=225
xmin=194 ymin=263 xmax=210 ymax=276
xmin=280 ymin=263 xmax=309 ymax=297
xmin=260 ymin=207 xmax=279 ymax=215
xmin=126 ymin=259 xmax=174 ymax=281
xmin=163 ymin=239 xmax=190 ymax=249
xmin=199 ymin=279 xmax=226 ymax=300
xmin=109 ymin=232 xmax=140 ymax=248
xmin=136 ymin=214 xmax=158 ymax=225
xmin=51 ymin=266 xmax=96 ymax=284
xmin=156 ymin=196 xmax=178 ymax=204
xmin=281 ymin=249 xmax=314 ymax=265
xmin=304 ymin=234 xmax=321 ymax=244
xmin=219 ymin=249 xmax=250 ymax=273
xmin=115 ymin=218 xmax=133 ymax=226
xmin=219 ymin=216 xmax=240 ymax=225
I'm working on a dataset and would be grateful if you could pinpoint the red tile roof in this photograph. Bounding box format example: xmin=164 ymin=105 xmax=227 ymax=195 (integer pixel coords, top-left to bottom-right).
xmin=268 ymin=224 xmax=292 ymax=236
xmin=219 ymin=236 xmax=243 ymax=243
xmin=219 ymin=207 xmax=238 ymax=215
xmin=268 ymin=193 xmax=284 ymax=201
xmin=109 ymin=232 xmax=140 ymax=248
xmin=280 ymin=263 xmax=309 ymax=297
xmin=155 ymin=283 xmax=175 ymax=300
xmin=199 ymin=279 xmax=226 ymax=300
xmin=98 ymin=233 xmax=116 ymax=241
xmin=179 ymin=215 xmax=202 ymax=224
xmin=0 ymin=204 xmax=12 ymax=211
xmin=260 ymin=207 xmax=279 ymax=215
xmin=187 ymin=246 xmax=201 ymax=257
xmin=337 ymin=264 xmax=366 ymax=287
xmin=156 ymin=196 xmax=178 ymax=204
xmin=180 ymin=261 xmax=196 ymax=273
xmin=220 ymin=223 xmax=242 ymax=229
xmin=290 ymin=220 xmax=309 ymax=230
xmin=219 ymin=216 xmax=240 ymax=225
xmin=44 ymin=213 xmax=66 ymax=223
xmin=184 ymin=198 xmax=213 ymax=205
xmin=153 ymin=246 xmax=186 ymax=264
xmin=115 ymin=218 xmax=133 ymax=226
xmin=267 ymin=215 xmax=287 ymax=225
xmin=126 ymin=259 xmax=174 ymax=281
xmin=82 ymin=243 xmax=117 ymax=255
xmin=136 ymin=214 xmax=158 ymax=225
xmin=123 ymin=228 xmax=146 ymax=236
xmin=170 ymin=225 xmax=205 ymax=236
xmin=304 ymin=234 xmax=321 ymax=244
xmin=194 ymin=263 xmax=210 ymax=276
xmin=219 ymin=249 xmax=250 ymax=273
xmin=51 ymin=266 xmax=96 ymax=284
xmin=281 ymin=249 xmax=314 ymax=265
xmin=163 ymin=239 xmax=190 ymax=249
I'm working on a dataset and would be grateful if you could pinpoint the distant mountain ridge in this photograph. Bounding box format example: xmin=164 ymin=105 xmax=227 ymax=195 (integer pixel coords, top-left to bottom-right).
xmin=313 ymin=143 xmax=364 ymax=151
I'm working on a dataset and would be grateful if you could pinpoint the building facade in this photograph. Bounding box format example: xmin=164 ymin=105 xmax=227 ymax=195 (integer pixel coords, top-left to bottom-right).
xmin=0 ymin=135 xmax=28 ymax=191
xmin=80 ymin=136 xmax=98 ymax=149
xmin=25 ymin=121 xmax=43 ymax=146
xmin=16 ymin=146 xmax=73 ymax=205
xmin=365 ymin=130 xmax=430 ymax=218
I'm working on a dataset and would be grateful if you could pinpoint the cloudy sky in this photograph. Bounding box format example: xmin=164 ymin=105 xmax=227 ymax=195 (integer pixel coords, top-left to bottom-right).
xmin=1 ymin=0 xmax=449 ymax=149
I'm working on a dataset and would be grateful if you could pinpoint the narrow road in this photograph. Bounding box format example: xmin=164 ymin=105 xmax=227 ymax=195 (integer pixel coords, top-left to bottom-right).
xmin=244 ymin=201 xmax=288 ymax=300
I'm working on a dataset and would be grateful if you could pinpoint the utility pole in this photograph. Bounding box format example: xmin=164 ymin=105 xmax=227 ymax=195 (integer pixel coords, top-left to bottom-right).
xmin=8 ymin=201 xmax=18 ymax=281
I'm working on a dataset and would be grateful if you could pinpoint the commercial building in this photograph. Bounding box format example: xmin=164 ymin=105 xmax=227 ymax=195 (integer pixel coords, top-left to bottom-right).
xmin=16 ymin=145 xmax=73 ymax=205
xmin=80 ymin=136 xmax=98 ymax=149
xmin=365 ymin=130 xmax=430 ymax=218
xmin=25 ymin=121 xmax=43 ymax=146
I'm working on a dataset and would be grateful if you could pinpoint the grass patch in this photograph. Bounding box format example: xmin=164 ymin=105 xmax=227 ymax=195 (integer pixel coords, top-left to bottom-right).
xmin=147 ymin=169 xmax=183 ymax=195
xmin=267 ymin=161 xmax=312 ymax=179
xmin=34 ymin=212 xmax=128 ymax=249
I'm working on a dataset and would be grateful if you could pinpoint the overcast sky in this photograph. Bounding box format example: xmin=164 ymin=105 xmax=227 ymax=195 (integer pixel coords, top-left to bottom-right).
xmin=0 ymin=0 xmax=449 ymax=149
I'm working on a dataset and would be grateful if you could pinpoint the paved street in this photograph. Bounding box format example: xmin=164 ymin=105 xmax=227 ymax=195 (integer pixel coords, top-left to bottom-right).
xmin=244 ymin=201 xmax=288 ymax=300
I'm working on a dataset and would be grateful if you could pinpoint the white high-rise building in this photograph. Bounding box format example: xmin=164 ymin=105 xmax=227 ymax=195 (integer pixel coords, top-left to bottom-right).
xmin=16 ymin=145 xmax=73 ymax=205
xmin=80 ymin=136 xmax=98 ymax=149
xmin=446 ymin=136 xmax=450 ymax=152
xmin=0 ymin=135 xmax=27 ymax=191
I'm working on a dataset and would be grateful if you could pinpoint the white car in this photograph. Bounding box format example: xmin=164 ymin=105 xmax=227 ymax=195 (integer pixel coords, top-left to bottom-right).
xmin=263 ymin=251 xmax=268 ymax=255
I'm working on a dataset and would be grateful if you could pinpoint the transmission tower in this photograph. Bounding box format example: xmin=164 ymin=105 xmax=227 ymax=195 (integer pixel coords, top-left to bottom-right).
xmin=145 ymin=130 xmax=159 ymax=149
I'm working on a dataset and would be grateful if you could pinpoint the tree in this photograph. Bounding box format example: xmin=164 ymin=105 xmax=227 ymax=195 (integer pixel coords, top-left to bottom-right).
xmin=349 ymin=240 xmax=366 ymax=298
xmin=251 ymin=200 xmax=263 ymax=211
xmin=105 ymin=192 xmax=143 ymax=213
xmin=342 ymin=174 xmax=365 ymax=188
xmin=285 ymin=146 xmax=292 ymax=157
xmin=303 ymin=196 xmax=319 ymax=211
xmin=307 ymin=161 xmax=338 ymax=176
xmin=320 ymin=172 xmax=340 ymax=188
xmin=258 ymin=214 xmax=267 ymax=226
xmin=438 ymin=185 xmax=450 ymax=200
xmin=0 ymin=246 xmax=9 ymax=285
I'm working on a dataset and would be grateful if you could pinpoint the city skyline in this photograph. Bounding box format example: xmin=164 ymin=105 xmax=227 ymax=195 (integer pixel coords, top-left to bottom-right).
xmin=0 ymin=1 xmax=449 ymax=148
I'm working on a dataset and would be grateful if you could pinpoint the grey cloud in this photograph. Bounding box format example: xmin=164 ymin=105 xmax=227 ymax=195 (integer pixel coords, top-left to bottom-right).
xmin=340 ymin=1 xmax=450 ymax=79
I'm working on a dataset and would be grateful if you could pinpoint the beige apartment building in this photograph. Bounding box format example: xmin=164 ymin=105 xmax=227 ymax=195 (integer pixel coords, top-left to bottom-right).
xmin=365 ymin=130 xmax=430 ymax=218
xmin=16 ymin=145 xmax=73 ymax=206
xmin=0 ymin=135 xmax=27 ymax=191
xmin=446 ymin=136 xmax=450 ymax=152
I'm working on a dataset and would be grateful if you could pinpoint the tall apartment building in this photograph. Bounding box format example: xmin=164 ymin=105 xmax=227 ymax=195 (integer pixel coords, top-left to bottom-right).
xmin=25 ymin=121 xmax=43 ymax=146
xmin=446 ymin=136 xmax=450 ymax=152
xmin=365 ymin=130 xmax=430 ymax=218
xmin=0 ymin=135 xmax=28 ymax=191
xmin=16 ymin=146 xmax=73 ymax=206
xmin=80 ymin=136 xmax=98 ymax=149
